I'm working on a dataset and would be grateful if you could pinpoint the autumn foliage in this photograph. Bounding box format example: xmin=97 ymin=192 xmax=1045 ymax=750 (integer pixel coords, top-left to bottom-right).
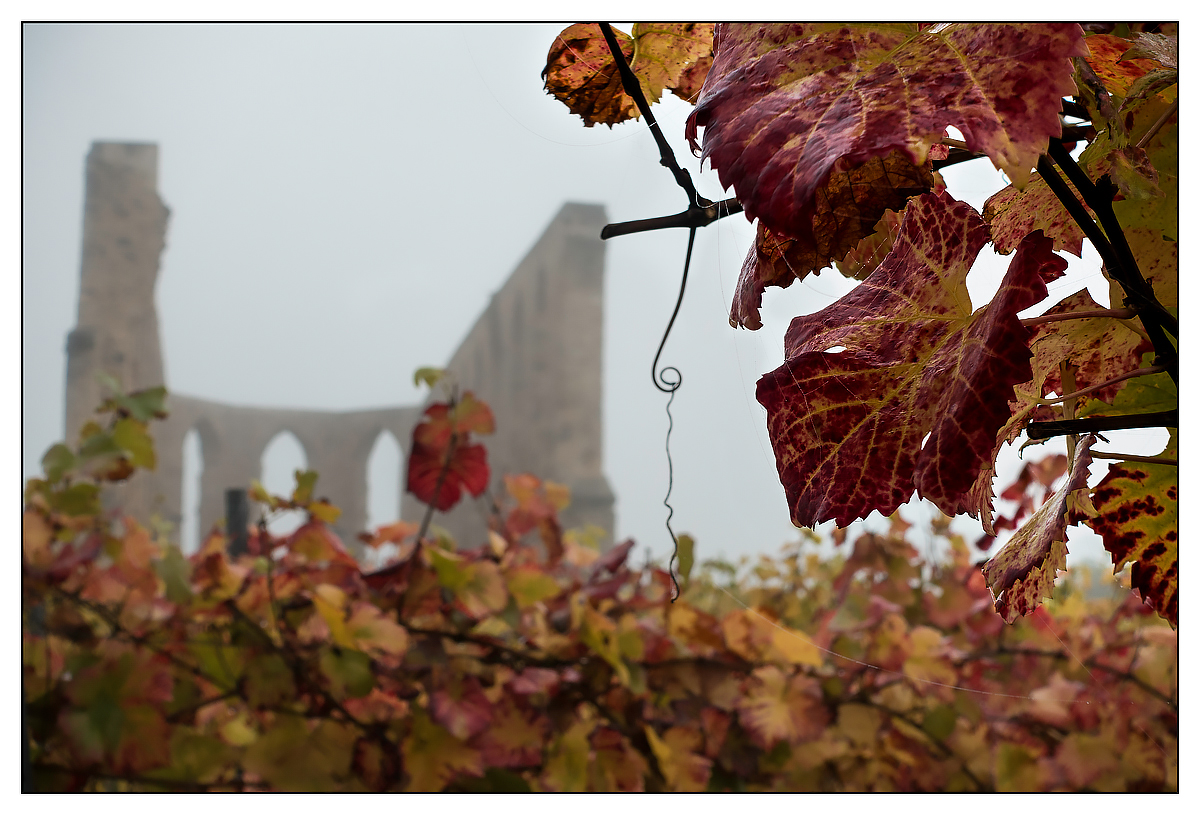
xmin=21 ymin=21 xmax=1180 ymax=793
xmin=23 ymin=384 xmax=1177 ymax=791
xmin=544 ymin=23 xmax=1177 ymax=627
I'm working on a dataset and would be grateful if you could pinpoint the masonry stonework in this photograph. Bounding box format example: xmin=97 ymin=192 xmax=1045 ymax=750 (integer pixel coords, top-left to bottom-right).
xmin=65 ymin=142 xmax=614 ymax=556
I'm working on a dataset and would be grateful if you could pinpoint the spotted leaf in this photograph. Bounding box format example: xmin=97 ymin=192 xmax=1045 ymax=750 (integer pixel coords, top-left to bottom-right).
xmin=730 ymin=154 xmax=932 ymax=330
xmin=756 ymin=194 xmax=1065 ymax=528
xmin=687 ymin=24 xmax=1085 ymax=238
xmin=1083 ymin=431 xmax=1177 ymax=626
xmin=982 ymin=435 xmax=1096 ymax=623
xmin=543 ymin=23 xmax=714 ymax=127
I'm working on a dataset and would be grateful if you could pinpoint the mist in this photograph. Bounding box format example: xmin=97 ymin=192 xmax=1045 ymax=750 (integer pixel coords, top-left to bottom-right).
xmin=23 ymin=23 xmax=1157 ymax=567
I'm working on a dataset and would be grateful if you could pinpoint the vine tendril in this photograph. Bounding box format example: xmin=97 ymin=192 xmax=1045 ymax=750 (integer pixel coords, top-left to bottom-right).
xmin=653 ymin=227 xmax=696 ymax=602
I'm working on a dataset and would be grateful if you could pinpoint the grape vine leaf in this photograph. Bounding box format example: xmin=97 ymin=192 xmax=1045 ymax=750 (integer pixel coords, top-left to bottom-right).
xmin=686 ymin=24 xmax=1086 ymax=239
xmin=1082 ymin=431 xmax=1177 ymax=626
xmin=476 ymin=702 xmax=546 ymax=769
xmin=982 ymin=434 xmax=1095 ymax=623
xmin=756 ymin=193 xmax=1065 ymax=528
xmin=1081 ymin=34 xmax=1163 ymax=100
xmin=540 ymin=717 xmax=594 ymax=791
xmin=405 ymin=396 xmax=493 ymax=512
xmin=503 ymin=473 xmax=565 ymax=563
xmin=669 ymin=37 xmax=713 ymax=103
xmin=644 ymin=725 xmax=712 ymax=791
xmin=543 ymin=23 xmax=713 ymax=127
xmin=430 ymin=676 xmax=493 ymax=741
xmin=986 ymin=92 xmax=1175 ymax=261
xmin=1111 ymin=98 xmax=1177 ymax=240
xmin=591 ymin=728 xmax=648 ymax=791
xmin=427 ymin=548 xmax=508 ymax=618
xmin=1119 ymin=227 xmax=1178 ymax=313
xmin=1076 ymin=364 xmax=1176 ymax=419
xmin=984 ymin=173 xmax=1090 ymax=257
xmin=1028 ymin=289 xmax=1150 ymax=403
xmin=736 ymin=666 xmax=829 ymax=750
xmin=403 ymin=710 xmax=483 ymax=792
xmin=1124 ymin=32 xmax=1177 ymax=71
xmin=1056 ymin=733 xmax=1123 ymax=791
xmin=730 ymin=155 xmax=932 ymax=330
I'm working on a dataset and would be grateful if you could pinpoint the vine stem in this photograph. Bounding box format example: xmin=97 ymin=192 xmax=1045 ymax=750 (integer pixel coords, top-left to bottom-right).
xmin=1137 ymin=97 xmax=1178 ymax=149
xmin=652 ymin=228 xmax=696 ymax=603
xmin=1089 ymin=451 xmax=1177 ymax=466
xmin=1039 ymin=141 xmax=1178 ymax=383
xmin=599 ymin=22 xmax=700 ymax=603
xmin=595 ymin=21 xmax=741 ymax=246
xmin=598 ymin=22 xmax=701 ymax=207
xmin=1026 ymin=409 xmax=1177 ymax=441
xmin=601 ymin=197 xmax=743 ymax=239
xmin=1038 ymin=365 xmax=1165 ymax=405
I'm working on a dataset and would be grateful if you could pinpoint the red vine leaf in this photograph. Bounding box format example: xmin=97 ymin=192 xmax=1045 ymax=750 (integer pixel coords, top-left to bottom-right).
xmin=406 ymin=397 xmax=493 ymax=512
xmin=686 ymin=24 xmax=1086 ymax=238
xmin=1081 ymin=432 xmax=1177 ymax=626
xmin=756 ymin=193 xmax=1065 ymax=528
xmin=543 ymin=23 xmax=714 ymax=127
xmin=430 ymin=676 xmax=493 ymax=741
xmin=982 ymin=435 xmax=1095 ymax=623
xmin=730 ymin=155 xmax=932 ymax=330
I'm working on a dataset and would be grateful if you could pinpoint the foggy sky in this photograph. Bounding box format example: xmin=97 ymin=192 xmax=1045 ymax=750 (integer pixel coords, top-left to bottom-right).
xmin=23 ymin=23 xmax=1164 ymax=565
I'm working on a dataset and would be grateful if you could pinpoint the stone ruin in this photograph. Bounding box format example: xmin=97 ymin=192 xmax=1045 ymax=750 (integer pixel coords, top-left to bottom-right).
xmin=64 ymin=142 xmax=615 ymax=557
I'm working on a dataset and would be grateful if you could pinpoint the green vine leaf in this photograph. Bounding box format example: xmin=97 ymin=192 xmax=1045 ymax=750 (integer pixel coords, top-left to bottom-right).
xmin=1076 ymin=364 xmax=1176 ymax=419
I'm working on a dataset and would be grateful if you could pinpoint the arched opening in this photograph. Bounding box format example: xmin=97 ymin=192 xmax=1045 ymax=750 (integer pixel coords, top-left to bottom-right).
xmin=366 ymin=430 xmax=403 ymax=529
xmin=260 ymin=430 xmax=308 ymax=537
xmin=180 ymin=428 xmax=203 ymax=555
xmin=364 ymin=430 xmax=403 ymax=570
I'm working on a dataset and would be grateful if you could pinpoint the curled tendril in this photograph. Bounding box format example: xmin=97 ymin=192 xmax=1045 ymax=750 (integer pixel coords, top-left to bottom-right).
xmin=653 ymin=227 xmax=696 ymax=602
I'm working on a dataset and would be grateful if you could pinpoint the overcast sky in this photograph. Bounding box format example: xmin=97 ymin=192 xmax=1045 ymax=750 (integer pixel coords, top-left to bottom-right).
xmin=23 ymin=22 xmax=1172 ymax=566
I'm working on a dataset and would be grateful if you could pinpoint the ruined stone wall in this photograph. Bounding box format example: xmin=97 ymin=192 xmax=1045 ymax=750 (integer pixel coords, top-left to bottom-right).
xmin=149 ymin=396 xmax=423 ymax=549
xmin=64 ymin=142 xmax=614 ymax=557
xmin=405 ymin=202 xmax=614 ymax=547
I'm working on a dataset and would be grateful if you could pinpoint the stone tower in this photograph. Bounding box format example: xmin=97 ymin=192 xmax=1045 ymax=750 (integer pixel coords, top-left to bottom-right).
xmin=63 ymin=142 xmax=615 ymax=555
xmin=65 ymin=143 xmax=170 ymax=521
